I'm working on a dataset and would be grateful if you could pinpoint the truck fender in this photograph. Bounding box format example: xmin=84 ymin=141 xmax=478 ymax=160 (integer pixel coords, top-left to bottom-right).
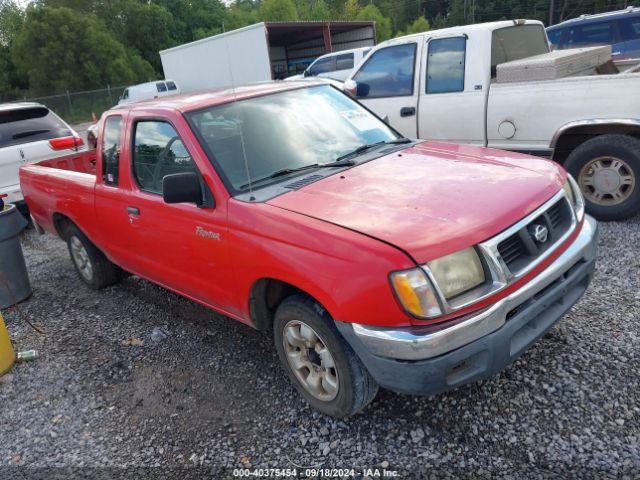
xmin=550 ymin=118 xmax=640 ymax=160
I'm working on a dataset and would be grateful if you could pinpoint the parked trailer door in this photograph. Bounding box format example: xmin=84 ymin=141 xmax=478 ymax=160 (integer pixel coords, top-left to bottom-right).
xmin=160 ymin=23 xmax=272 ymax=93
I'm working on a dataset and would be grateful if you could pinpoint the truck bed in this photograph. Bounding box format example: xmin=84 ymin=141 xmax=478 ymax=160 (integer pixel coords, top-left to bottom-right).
xmin=20 ymin=149 xmax=98 ymax=236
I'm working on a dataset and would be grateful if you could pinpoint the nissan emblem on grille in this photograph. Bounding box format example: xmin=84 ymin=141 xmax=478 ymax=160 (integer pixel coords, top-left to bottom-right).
xmin=530 ymin=224 xmax=549 ymax=243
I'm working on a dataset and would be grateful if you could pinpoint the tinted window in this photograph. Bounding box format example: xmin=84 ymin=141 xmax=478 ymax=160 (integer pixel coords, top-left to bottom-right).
xmin=546 ymin=28 xmax=564 ymax=46
xmin=166 ymin=81 xmax=177 ymax=91
xmin=426 ymin=37 xmax=466 ymax=94
xmin=0 ymin=106 xmax=71 ymax=148
xmin=568 ymin=21 xmax=614 ymax=46
xmin=618 ymin=16 xmax=640 ymax=41
xmin=133 ymin=121 xmax=197 ymax=194
xmin=353 ymin=43 xmax=416 ymax=98
xmin=102 ymin=116 xmax=122 ymax=186
xmin=156 ymin=82 xmax=168 ymax=92
xmin=308 ymin=57 xmax=333 ymax=76
xmin=336 ymin=53 xmax=354 ymax=70
xmin=186 ymin=86 xmax=398 ymax=194
xmin=491 ymin=25 xmax=550 ymax=74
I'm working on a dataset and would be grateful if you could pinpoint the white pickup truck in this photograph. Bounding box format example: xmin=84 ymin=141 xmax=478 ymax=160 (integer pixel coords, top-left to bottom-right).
xmin=344 ymin=19 xmax=640 ymax=220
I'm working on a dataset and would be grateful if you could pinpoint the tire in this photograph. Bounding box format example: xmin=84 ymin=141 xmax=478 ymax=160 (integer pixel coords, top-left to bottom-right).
xmin=273 ymin=294 xmax=378 ymax=418
xmin=66 ymin=225 xmax=122 ymax=290
xmin=564 ymin=134 xmax=640 ymax=221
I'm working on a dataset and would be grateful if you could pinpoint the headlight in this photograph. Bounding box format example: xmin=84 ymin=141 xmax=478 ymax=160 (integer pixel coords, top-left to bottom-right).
xmin=563 ymin=175 xmax=585 ymax=222
xmin=390 ymin=268 xmax=442 ymax=318
xmin=390 ymin=247 xmax=486 ymax=319
xmin=427 ymin=248 xmax=485 ymax=299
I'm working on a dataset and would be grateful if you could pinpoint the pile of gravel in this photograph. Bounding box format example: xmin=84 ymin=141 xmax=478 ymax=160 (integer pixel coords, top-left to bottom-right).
xmin=1 ymin=216 xmax=638 ymax=478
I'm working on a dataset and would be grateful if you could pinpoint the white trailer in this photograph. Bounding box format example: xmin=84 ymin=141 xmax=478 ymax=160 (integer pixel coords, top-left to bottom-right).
xmin=160 ymin=21 xmax=376 ymax=92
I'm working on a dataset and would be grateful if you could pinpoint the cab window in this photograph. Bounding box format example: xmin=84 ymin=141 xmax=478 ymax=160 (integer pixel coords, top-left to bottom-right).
xmin=336 ymin=53 xmax=354 ymax=70
xmin=102 ymin=115 xmax=122 ymax=186
xmin=426 ymin=37 xmax=466 ymax=94
xmin=132 ymin=121 xmax=198 ymax=194
xmin=353 ymin=43 xmax=417 ymax=98
xmin=308 ymin=57 xmax=333 ymax=76
xmin=156 ymin=82 xmax=168 ymax=93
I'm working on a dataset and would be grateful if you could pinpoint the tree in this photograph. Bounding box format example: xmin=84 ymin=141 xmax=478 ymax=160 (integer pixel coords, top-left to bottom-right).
xmin=405 ymin=15 xmax=430 ymax=34
xmin=343 ymin=0 xmax=359 ymax=20
xmin=299 ymin=0 xmax=331 ymax=21
xmin=260 ymin=0 xmax=298 ymax=21
xmin=12 ymin=6 xmax=153 ymax=95
xmin=0 ymin=1 xmax=25 ymax=99
xmin=355 ymin=4 xmax=392 ymax=42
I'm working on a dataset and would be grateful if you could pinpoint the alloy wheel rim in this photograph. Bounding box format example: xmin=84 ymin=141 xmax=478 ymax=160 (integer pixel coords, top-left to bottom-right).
xmin=282 ymin=320 xmax=339 ymax=402
xmin=579 ymin=156 xmax=635 ymax=206
xmin=70 ymin=236 xmax=93 ymax=281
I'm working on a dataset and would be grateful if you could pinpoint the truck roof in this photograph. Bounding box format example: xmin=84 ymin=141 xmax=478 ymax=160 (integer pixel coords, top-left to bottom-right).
xmin=548 ymin=6 xmax=640 ymax=28
xmin=380 ymin=19 xmax=544 ymax=46
xmin=108 ymin=81 xmax=322 ymax=114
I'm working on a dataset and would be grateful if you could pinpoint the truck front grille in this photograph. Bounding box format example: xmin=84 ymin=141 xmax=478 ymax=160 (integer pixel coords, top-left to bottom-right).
xmin=497 ymin=197 xmax=573 ymax=275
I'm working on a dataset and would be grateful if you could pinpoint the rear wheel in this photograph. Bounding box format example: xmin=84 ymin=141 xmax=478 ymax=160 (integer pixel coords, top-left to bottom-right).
xmin=564 ymin=134 xmax=640 ymax=221
xmin=67 ymin=225 xmax=122 ymax=290
xmin=273 ymin=295 xmax=378 ymax=418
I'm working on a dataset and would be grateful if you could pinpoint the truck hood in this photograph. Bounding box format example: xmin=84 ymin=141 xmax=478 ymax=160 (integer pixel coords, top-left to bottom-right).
xmin=267 ymin=141 xmax=566 ymax=263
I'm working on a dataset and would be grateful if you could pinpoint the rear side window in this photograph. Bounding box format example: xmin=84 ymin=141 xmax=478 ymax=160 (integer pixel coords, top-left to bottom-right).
xmin=546 ymin=28 xmax=565 ymax=46
xmin=353 ymin=43 xmax=417 ymax=98
xmin=618 ymin=16 xmax=640 ymax=41
xmin=426 ymin=37 xmax=466 ymax=94
xmin=308 ymin=57 xmax=333 ymax=76
xmin=102 ymin=116 xmax=122 ymax=186
xmin=166 ymin=81 xmax=177 ymax=91
xmin=132 ymin=121 xmax=197 ymax=194
xmin=568 ymin=21 xmax=614 ymax=46
xmin=0 ymin=106 xmax=71 ymax=148
xmin=156 ymin=82 xmax=168 ymax=92
xmin=336 ymin=53 xmax=354 ymax=70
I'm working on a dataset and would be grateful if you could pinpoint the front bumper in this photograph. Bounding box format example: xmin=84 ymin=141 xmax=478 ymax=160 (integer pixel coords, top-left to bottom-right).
xmin=335 ymin=214 xmax=598 ymax=396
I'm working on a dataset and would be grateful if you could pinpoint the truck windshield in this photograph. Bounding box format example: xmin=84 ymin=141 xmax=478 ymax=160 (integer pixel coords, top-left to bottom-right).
xmin=491 ymin=25 xmax=550 ymax=77
xmin=186 ymin=85 xmax=399 ymax=193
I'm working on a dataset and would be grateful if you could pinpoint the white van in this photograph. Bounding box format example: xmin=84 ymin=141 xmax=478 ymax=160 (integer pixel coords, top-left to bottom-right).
xmin=118 ymin=80 xmax=180 ymax=105
xmin=286 ymin=47 xmax=372 ymax=82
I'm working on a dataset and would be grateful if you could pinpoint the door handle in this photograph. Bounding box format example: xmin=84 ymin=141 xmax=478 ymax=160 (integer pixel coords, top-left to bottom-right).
xmin=400 ymin=107 xmax=416 ymax=117
xmin=127 ymin=206 xmax=140 ymax=216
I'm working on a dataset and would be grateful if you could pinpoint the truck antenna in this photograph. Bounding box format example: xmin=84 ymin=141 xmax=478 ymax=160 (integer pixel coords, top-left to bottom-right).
xmin=224 ymin=34 xmax=255 ymax=200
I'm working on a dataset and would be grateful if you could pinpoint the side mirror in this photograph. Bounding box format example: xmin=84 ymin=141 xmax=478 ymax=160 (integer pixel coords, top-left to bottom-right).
xmin=162 ymin=172 xmax=203 ymax=205
xmin=343 ymin=79 xmax=358 ymax=97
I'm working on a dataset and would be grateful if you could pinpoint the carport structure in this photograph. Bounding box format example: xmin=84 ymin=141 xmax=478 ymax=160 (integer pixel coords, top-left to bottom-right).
xmin=264 ymin=21 xmax=376 ymax=77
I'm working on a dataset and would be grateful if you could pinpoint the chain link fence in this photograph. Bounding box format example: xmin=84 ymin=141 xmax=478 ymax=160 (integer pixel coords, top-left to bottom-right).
xmin=8 ymin=86 xmax=127 ymax=125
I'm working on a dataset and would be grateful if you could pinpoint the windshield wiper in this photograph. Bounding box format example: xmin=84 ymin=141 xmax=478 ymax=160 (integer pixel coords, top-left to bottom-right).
xmin=335 ymin=137 xmax=412 ymax=162
xmin=240 ymin=159 xmax=355 ymax=190
xmin=12 ymin=129 xmax=51 ymax=140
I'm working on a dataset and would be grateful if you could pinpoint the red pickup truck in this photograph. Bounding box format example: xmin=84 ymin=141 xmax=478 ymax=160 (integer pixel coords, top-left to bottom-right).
xmin=21 ymin=82 xmax=598 ymax=417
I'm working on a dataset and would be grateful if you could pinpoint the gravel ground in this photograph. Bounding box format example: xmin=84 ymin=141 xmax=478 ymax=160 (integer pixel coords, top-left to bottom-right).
xmin=1 ymin=216 xmax=639 ymax=478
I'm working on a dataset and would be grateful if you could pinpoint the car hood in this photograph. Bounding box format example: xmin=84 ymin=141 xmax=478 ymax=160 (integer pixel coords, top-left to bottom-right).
xmin=267 ymin=141 xmax=566 ymax=263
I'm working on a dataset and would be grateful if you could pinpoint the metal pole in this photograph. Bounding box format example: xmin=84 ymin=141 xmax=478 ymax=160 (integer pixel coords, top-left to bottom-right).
xmin=66 ymin=90 xmax=72 ymax=116
xmin=107 ymin=84 xmax=113 ymax=105
xmin=549 ymin=0 xmax=555 ymax=26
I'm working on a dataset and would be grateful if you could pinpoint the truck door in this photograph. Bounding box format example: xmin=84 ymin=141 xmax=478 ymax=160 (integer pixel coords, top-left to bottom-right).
xmin=350 ymin=41 xmax=421 ymax=138
xmin=417 ymin=35 xmax=487 ymax=145
xmin=122 ymin=118 xmax=236 ymax=313
xmin=94 ymin=113 xmax=136 ymax=265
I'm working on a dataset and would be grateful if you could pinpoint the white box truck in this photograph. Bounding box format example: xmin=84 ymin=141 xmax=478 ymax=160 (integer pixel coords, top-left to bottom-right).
xmin=160 ymin=21 xmax=376 ymax=92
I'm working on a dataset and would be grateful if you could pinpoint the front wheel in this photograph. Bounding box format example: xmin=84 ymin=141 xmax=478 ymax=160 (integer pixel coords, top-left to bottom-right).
xmin=273 ymin=295 xmax=378 ymax=418
xmin=564 ymin=134 xmax=640 ymax=221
